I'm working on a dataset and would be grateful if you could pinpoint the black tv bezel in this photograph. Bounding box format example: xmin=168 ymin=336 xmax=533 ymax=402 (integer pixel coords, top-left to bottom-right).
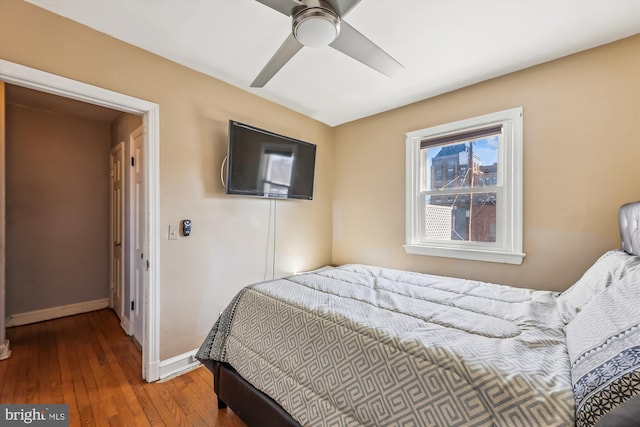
xmin=225 ymin=120 xmax=317 ymax=200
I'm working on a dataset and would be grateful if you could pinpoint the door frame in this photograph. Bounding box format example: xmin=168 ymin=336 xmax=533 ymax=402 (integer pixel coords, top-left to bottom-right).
xmin=0 ymin=59 xmax=161 ymax=381
xmin=129 ymin=125 xmax=145 ymax=344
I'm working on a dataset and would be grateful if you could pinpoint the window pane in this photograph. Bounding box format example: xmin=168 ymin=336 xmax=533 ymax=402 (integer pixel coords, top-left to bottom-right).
xmin=422 ymin=137 xmax=499 ymax=191
xmin=424 ymin=193 xmax=497 ymax=243
xmin=262 ymin=152 xmax=293 ymax=195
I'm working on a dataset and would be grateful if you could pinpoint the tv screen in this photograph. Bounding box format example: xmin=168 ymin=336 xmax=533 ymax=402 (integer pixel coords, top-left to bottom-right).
xmin=226 ymin=120 xmax=317 ymax=200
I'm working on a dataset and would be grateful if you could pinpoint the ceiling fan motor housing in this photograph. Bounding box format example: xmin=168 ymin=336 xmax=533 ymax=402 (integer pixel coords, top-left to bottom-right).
xmin=292 ymin=0 xmax=341 ymax=47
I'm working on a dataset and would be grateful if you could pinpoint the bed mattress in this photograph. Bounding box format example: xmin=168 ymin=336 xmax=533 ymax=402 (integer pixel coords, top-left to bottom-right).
xmin=197 ymin=264 xmax=574 ymax=426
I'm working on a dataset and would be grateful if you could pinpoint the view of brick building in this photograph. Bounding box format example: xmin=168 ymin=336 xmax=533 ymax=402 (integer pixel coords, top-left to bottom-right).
xmin=427 ymin=142 xmax=497 ymax=242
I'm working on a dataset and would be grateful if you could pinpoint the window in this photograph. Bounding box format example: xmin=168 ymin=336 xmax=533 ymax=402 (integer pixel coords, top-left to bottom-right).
xmin=262 ymin=150 xmax=294 ymax=196
xmin=405 ymin=107 xmax=524 ymax=264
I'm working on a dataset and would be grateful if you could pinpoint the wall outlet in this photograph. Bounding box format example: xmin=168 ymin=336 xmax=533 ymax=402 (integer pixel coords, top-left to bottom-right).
xmin=168 ymin=225 xmax=179 ymax=240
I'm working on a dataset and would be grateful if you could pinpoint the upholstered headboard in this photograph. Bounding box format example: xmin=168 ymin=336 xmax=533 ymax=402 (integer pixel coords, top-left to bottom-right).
xmin=619 ymin=201 xmax=640 ymax=256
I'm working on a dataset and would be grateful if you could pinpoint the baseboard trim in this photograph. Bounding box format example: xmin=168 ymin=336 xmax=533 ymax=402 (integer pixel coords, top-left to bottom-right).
xmin=158 ymin=348 xmax=201 ymax=380
xmin=6 ymin=298 xmax=110 ymax=327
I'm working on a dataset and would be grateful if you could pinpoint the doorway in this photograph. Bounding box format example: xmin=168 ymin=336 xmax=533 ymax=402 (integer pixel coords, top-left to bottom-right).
xmin=0 ymin=59 xmax=160 ymax=381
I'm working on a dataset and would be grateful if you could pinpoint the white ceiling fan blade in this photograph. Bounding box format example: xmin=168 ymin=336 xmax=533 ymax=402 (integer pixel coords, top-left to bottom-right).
xmin=251 ymin=34 xmax=304 ymax=87
xmin=330 ymin=20 xmax=403 ymax=78
xmin=254 ymin=0 xmax=300 ymax=16
xmin=325 ymin=0 xmax=362 ymax=17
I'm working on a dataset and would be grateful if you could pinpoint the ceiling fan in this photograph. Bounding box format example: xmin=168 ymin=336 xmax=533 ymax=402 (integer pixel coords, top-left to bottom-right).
xmin=251 ymin=0 xmax=403 ymax=87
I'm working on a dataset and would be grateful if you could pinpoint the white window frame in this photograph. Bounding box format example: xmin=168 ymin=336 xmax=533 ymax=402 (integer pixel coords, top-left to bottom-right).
xmin=405 ymin=107 xmax=524 ymax=264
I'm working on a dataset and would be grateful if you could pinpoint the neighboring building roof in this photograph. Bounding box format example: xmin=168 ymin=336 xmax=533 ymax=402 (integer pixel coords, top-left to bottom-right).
xmin=433 ymin=144 xmax=467 ymax=158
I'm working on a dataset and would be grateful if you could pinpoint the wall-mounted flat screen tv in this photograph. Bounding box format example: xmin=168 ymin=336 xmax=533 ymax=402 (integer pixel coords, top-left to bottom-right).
xmin=226 ymin=120 xmax=317 ymax=200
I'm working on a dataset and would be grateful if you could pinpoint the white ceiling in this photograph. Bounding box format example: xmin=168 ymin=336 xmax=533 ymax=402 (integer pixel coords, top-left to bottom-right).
xmin=26 ymin=0 xmax=640 ymax=127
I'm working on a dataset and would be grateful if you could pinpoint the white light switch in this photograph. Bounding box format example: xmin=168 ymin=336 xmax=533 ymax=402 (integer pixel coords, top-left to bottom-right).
xmin=168 ymin=225 xmax=179 ymax=240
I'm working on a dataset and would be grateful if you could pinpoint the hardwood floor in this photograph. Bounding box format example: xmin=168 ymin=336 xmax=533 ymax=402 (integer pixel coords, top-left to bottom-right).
xmin=0 ymin=309 xmax=246 ymax=427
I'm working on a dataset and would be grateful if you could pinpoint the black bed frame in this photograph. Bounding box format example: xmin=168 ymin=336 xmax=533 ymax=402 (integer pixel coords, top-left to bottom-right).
xmin=212 ymin=361 xmax=302 ymax=427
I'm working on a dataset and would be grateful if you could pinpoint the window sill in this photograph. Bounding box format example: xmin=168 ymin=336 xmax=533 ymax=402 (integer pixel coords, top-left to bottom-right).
xmin=404 ymin=244 xmax=525 ymax=264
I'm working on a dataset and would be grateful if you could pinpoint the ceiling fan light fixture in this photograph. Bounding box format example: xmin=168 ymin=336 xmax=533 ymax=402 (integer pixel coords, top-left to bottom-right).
xmin=293 ymin=7 xmax=340 ymax=48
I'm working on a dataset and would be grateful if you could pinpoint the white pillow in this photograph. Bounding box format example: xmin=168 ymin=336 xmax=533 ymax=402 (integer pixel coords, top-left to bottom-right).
xmin=564 ymin=269 xmax=640 ymax=427
xmin=557 ymin=250 xmax=640 ymax=324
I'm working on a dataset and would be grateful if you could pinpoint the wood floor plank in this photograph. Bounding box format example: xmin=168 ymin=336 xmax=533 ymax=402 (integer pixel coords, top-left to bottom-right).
xmin=44 ymin=320 xmax=64 ymax=404
xmin=52 ymin=316 xmax=82 ymax=424
xmin=0 ymin=309 xmax=247 ymax=427
xmin=12 ymin=326 xmax=31 ymax=403
xmin=175 ymin=370 xmax=219 ymax=422
xmin=63 ymin=318 xmax=97 ymax=426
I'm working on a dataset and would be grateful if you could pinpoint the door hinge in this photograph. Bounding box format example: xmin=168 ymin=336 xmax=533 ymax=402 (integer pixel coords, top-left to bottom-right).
xmin=131 ymin=301 xmax=135 ymax=311
xmin=131 ymin=156 xmax=135 ymax=167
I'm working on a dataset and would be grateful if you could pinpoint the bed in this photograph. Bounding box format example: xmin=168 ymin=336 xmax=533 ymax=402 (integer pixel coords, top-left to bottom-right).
xmin=197 ymin=201 xmax=640 ymax=427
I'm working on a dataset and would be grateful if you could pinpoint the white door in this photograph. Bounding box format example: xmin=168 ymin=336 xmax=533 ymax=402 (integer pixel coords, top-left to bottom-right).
xmin=110 ymin=142 xmax=125 ymax=326
xmin=130 ymin=126 xmax=145 ymax=344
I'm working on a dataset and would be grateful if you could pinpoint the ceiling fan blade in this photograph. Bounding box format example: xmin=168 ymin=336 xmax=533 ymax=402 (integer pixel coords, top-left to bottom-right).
xmin=330 ymin=20 xmax=403 ymax=78
xmin=255 ymin=0 xmax=300 ymax=16
xmin=251 ymin=34 xmax=304 ymax=87
xmin=325 ymin=0 xmax=362 ymax=17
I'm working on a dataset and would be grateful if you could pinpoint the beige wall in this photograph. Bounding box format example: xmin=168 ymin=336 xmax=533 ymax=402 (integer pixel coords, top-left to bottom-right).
xmin=111 ymin=113 xmax=142 ymax=150
xmin=5 ymin=103 xmax=111 ymax=315
xmin=0 ymin=0 xmax=333 ymax=359
xmin=333 ymin=35 xmax=640 ymax=291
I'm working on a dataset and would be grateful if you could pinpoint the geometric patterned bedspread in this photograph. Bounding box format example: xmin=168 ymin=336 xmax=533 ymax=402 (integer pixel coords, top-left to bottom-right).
xmin=197 ymin=264 xmax=575 ymax=426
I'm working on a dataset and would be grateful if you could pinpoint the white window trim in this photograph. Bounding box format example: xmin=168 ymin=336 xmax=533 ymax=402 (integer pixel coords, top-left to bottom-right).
xmin=405 ymin=107 xmax=525 ymax=264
